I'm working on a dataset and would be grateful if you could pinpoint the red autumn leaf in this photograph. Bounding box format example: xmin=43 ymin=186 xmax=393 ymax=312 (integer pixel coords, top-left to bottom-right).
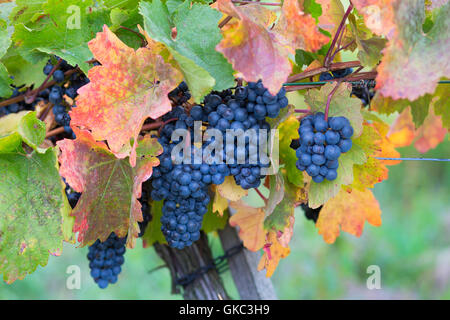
xmin=316 ymin=0 xmax=345 ymax=36
xmin=352 ymin=0 xmax=396 ymax=39
xmin=70 ymin=25 xmax=182 ymax=166
xmin=273 ymin=0 xmax=329 ymax=53
xmin=355 ymin=1 xmax=450 ymax=100
xmin=57 ymin=128 xmax=162 ymax=247
xmin=216 ymin=0 xmax=328 ymax=95
xmin=229 ymin=201 xmax=265 ymax=252
xmin=388 ymin=106 xmax=447 ymax=153
xmin=316 ymin=188 xmax=382 ymax=244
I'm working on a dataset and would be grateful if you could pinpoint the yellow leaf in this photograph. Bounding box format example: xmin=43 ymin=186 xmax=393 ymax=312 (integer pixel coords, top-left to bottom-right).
xmin=217 ymin=176 xmax=248 ymax=201
xmin=257 ymin=231 xmax=290 ymax=277
xmin=229 ymin=201 xmax=265 ymax=251
xmin=212 ymin=186 xmax=228 ymax=217
xmin=316 ymin=188 xmax=381 ymax=244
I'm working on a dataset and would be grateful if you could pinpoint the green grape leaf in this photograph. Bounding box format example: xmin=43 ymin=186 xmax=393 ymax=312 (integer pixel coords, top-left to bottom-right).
xmin=0 ymin=111 xmax=46 ymax=151
xmin=12 ymin=0 xmax=109 ymax=74
xmin=57 ymin=129 xmax=162 ymax=248
xmin=202 ymin=201 xmax=229 ymax=233
xmin=2 ymin=47 xmax=47 ymax=88
xmin=347 ymin=14 xmax=387 ymax=68
xmin=264 ymin=180 xmax=298 ymax=232
xmin=433 ymin=84 xmax=450 ymax=129
xmin=278 ymin=114 xmax=303 ymax=186
xmin=139 ymin=0 xmax=235 ymax=101
xmin=9 ymin=0 xmax=46 ymax=24
xmin=0 ymin=21 xmax=12 ymax=97
xmin=142 ymin=200 xmax=167 ymax=246
xmin=0 ymin=119 xmax=73 ymax=283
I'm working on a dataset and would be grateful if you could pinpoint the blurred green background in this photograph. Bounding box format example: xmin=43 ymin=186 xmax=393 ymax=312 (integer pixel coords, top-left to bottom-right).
xmin=1 ymin=136 xmax=448 ymax=300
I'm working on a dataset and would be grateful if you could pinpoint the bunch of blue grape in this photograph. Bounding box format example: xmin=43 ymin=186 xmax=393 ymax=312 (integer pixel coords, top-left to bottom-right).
xmin=295 ymin=112 xmax=354 ymax=183
xmin=151 ymin=106 xmax=218 ymax=249
xmin=351 ymin=79 xmax=376 ymax=106
xmin=319 ymin=68 xmax=353 ymax=81
xmin=138 ymin=184 xmax=152 ymax=237
xmin=0 ymin=85 xmax=39 ymax=117
xmin=63 ymin=179 xmax=81 ymax=209
xmin=87 ymin=232 xmax=126 ymax=289
xmin=194 ymin=81 xmax=287 ymax=189
xmin=45 ymin=57 xmax=89 ymax=139
xmin=168 ymin=81 xmax=191 ymax=105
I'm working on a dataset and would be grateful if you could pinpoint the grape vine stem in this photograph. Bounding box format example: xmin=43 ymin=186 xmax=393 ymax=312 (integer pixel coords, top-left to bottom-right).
xmin=27 ymin=58 xmax=62 ymax=104
xmin=324 ymin=80 xmax=343 ymax=121
xmin=255 ymin=188 xmax=268 ymax=205
xmin=231 ymin=1 xmax=281 ymax=5
xmin=287 ymin=60 xmax=361 ymax=83
xmin=324 ymin=2 xmax=354 ymax=67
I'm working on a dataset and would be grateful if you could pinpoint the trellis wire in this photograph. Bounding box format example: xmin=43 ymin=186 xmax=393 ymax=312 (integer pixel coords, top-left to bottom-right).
xmin=283 ymin=80 xmax=450 ymax=86
xmin=373 ymin=157 xmax=450 ymax=162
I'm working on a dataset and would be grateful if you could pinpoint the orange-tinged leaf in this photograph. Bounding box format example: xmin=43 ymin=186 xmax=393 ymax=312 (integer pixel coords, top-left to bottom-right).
xmin=277 ymin=215 xmax=295 ymax=248
xmin=70 ymin=25 xmax=182 ymax=167
xmin=229 ymin=201 xmax=265 ymax=251
xmin=316 ymin=188 xmax=381 ymax=244
xmin=216 ymin=0 xmax=288 ymax=95
xmin=351 ymin=119 xmax=401 ymax=189
xmin=274 ymin=0 xmax=329 ymax=53
xmin=372 ymin=1 xmax=450 ymax=100
xmin=389 ymin=106 xmax=447 ymax=153
xmin=257 ymin=231 xmax=290 ymax=277
xmin=316 ymin=0 xmax=345 ymax=36
xmin=352 ymin=0 xmax=396 ymax=39
xmin=216 ymin=0 xmax=327 ymax=95
xmin=57 ymin=129 xmax=162 ymax=248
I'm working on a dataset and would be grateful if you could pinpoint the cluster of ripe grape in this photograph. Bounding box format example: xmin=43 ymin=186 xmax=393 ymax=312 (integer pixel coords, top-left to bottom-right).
xmin=87 ymin=232 xmax=126 ymax=289
xmin=294 ymin=112 xmax=354 ymax=183
xmin=151 ymin=103 xmax=222 ymax=249
xmin=150 ymin=80 xmax=288 ymax=248
xmin=45 ymin=58 xmax=91 ymax=139
xmin=191 ymin=80 xmax=288 ymax=189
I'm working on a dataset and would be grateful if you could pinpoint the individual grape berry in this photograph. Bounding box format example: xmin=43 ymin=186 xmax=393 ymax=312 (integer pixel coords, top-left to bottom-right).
xmin=325 ymin=169 xmax=337 ymax=181
xmin=43 ymin=63 xmax=53 ymax=75
xmin=340 ymin=125 xmax=354 ymax=139
xmin=338 ymin=139 xmax=352 ymax=153
xmin=329 ymin=117 xmax=346 ymax=131
xmin=319 ymin=72 xmax=334 ymax=81
xmin=312 ymin=174 xmax=325 ymax=183
xmin=306 ymin=164 xmax=320 ymax=177
xmin=53 ymin=70 xmax=65 ymax=82
xmin=324 ymin=145 xmax=341 ymax=160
